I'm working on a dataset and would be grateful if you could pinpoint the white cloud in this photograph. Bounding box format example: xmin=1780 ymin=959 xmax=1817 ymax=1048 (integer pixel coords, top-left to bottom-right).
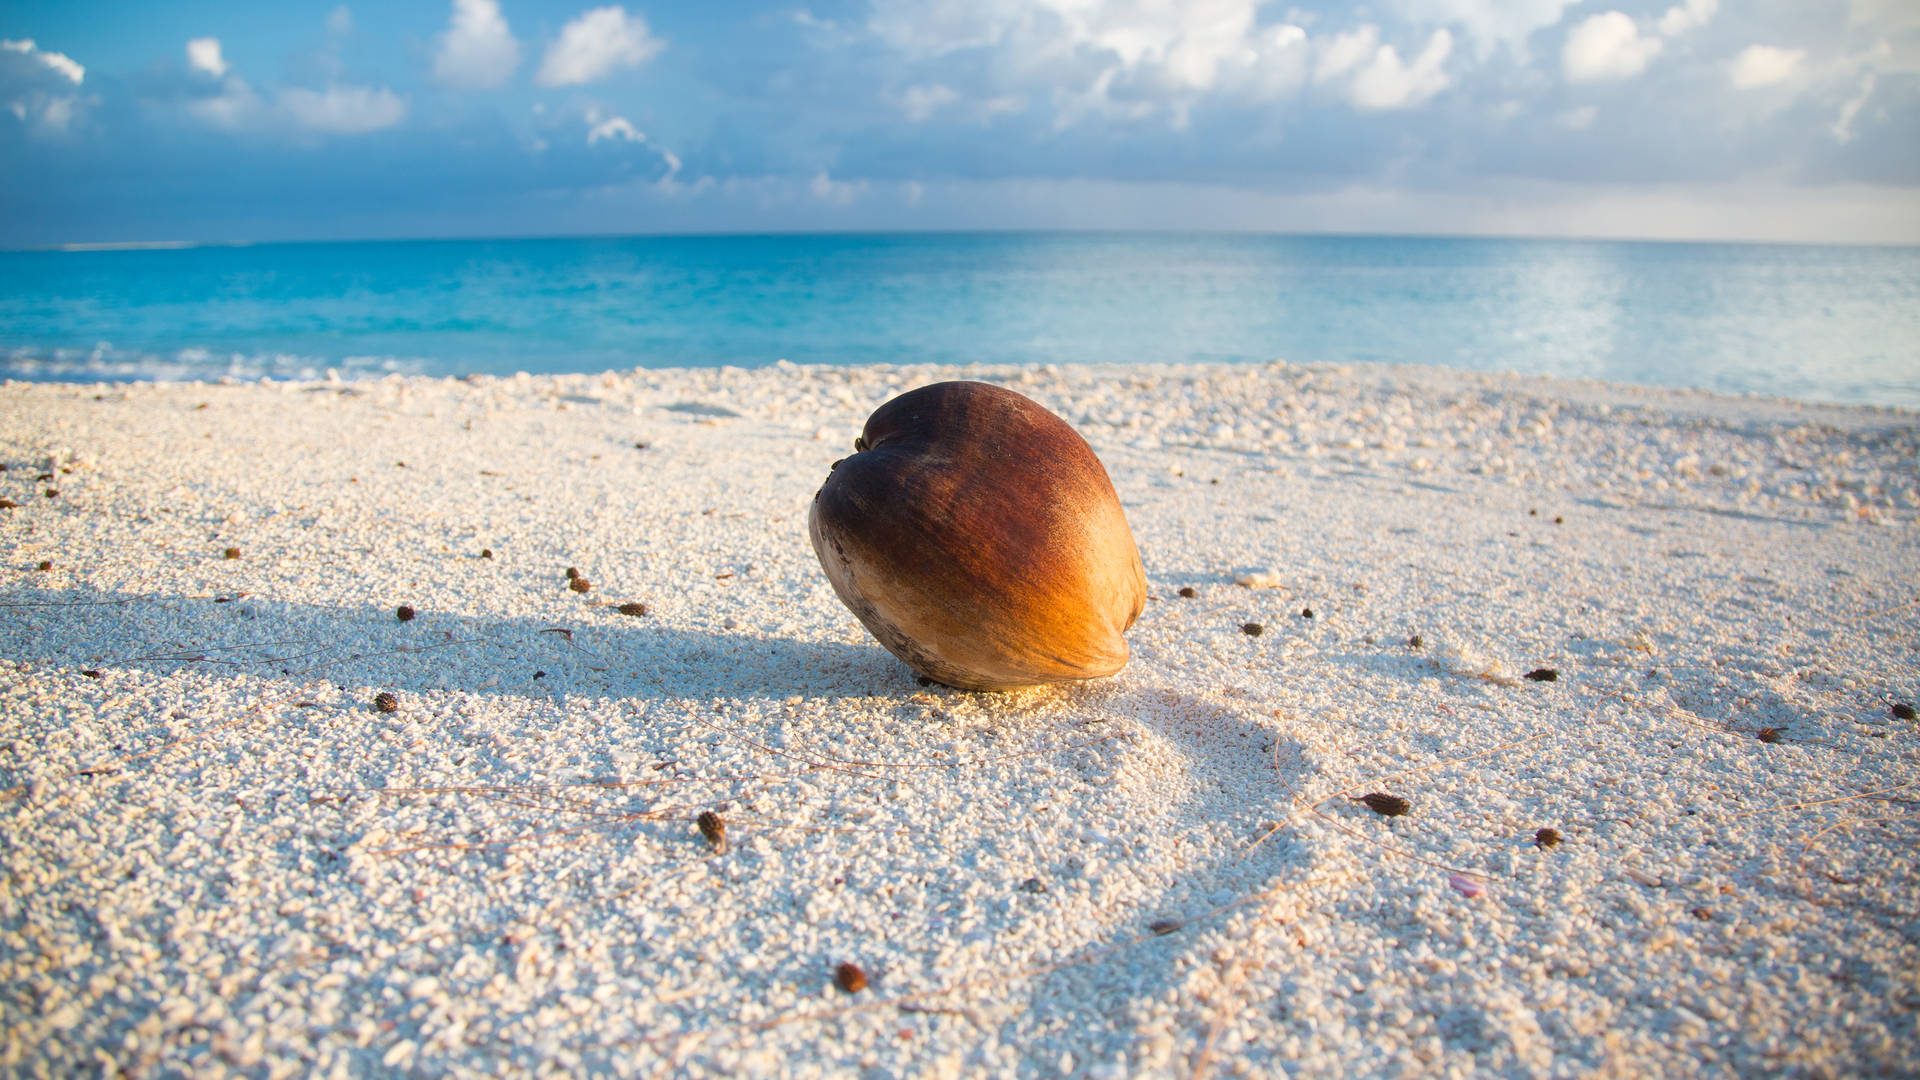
xmin=433 ymin=0 xmax=521 ymax=90
xmin=1656 ymin=0 xmax=1717 ymax=38
xmin=1315 ymin=24 xmax=1381 ymax=83
xmin=187 ymin=37 xmax=228 ymax=79
xmin=867 ymin=0 xmax=1314 ymax=126
xmin=1728 ymin=44 xmax=1805 ymax=89
xmin=1314 ymin=24 xmax=1452 ymax=110
xmin=536 ymin=6 xmax=664 ymax=87
xmin=810 ymin=170 xmax=868 ymax=205
xmin=1830 ymin=73 xmax=1874 ymax=142
xmin=1562 ymin=12 xmax=1662 ymax=83
xmin=587 ymin=114 xmax=644 ymax=144
xmin=1393 ymin=0 xmax=1581 ymax=62
xmin=1554 ymin=103 xmax=1597 ymax=129
xmin=1348 ymin=28 xmax=1453 ymax=110
xmin=281 ymin=85 xmax=407 ymax=134
xmin=898 ymin=83 xmax=959 ymax=121
xmin=2 ymin=38 xmax=84 ymax=84
xmin=2 ymin=38 xmax=88 ymax=133
xmin=187 ymin=76 xmax=264 ymax=131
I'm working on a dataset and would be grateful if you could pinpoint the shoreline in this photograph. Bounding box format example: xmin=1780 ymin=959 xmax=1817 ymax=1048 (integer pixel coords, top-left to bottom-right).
xmin=3 ymin=361 xmax=1916 ymax=1077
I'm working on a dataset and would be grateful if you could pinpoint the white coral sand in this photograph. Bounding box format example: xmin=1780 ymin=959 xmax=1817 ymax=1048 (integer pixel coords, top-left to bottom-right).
xmin=2 ymin=361 xmax=1916 ymax=1078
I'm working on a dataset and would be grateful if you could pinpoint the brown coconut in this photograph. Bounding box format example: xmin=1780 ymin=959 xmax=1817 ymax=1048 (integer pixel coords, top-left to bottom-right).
xmin=808 ymin=381 xmax=1147 ymax=691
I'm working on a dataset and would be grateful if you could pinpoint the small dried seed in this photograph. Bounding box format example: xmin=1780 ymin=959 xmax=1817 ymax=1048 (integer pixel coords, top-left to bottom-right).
xmin=1361 ymin=793 xmax=1410 ymax=817
xmin=1535 ymin=827 xmax=1562 ymax=848
xmin=396 ymin=605 xmax=416 ymax=622
xmin=1892 ymin=702 xmax=1916 ymax=721
xmin=834 ymin=963 xmax=867 ymax=993
xmin=1757 ymin=727 xmax=1783 ymax=743
xmin=223 ymin=547 xmax=241 ymax=560
xmin=1241 ymin=622 xmax=1264 ymax=637
xmin=616 ymin=602 xmax=649 ymax=616
xmin=480 ymin=548 xmax=493 ymax=559
xmin=373 ymin=692 xmax=399 ymax=714
xmin=37 ymin=560 xmax=51 ymax=571
xmin=1148 ymin=920 xmax=1181 ymax=936
xmin=43 ymin=489 xmax=57 ymax=498
xmin=1177 ymin=586 xmax=1196 ymax=598
xmin=1300 ymin=607 xmax=1314 ymax=619
xmin=569 ymin=577 xmax=592 ymax=593
xmin=80 ymin=669 xmax=103 ymax=679
xmin=1408 ymin=634 xmax=1424 ymax=648
xmin=697 ymin=810 xmax=727 ymax=852
xmin=565 ymin=567 xmax=581 ymax=580
xmin=1524 ymin=668 xmax=1559 ymax=682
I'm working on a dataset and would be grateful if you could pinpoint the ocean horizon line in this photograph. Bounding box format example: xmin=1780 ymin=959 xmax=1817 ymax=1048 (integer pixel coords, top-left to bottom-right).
xmin=19 ymin=225 xmax=1920 ymax=256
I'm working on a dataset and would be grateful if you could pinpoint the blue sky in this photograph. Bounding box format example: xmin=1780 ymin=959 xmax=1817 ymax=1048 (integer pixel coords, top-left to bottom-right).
xmin=2 ymin=0 xmax=1916 ymax=245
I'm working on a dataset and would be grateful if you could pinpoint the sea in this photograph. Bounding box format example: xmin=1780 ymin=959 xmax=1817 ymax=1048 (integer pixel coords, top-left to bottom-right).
xmin=3 ymin=232 xmax=1916 ymax=408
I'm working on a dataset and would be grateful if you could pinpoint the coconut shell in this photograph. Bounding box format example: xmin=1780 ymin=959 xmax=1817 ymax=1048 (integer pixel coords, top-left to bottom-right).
xmin=809 ymin=381 xmax=1146 ymax=691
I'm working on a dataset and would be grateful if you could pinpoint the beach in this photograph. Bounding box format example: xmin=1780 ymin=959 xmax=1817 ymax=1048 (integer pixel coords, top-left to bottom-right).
xmin=2 ymin=360 xmax=1916 ymax=1077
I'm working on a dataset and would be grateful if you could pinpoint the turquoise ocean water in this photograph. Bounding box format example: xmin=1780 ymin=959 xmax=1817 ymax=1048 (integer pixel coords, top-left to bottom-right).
xmin=2 ymin=233 xmax=1916 ymax=407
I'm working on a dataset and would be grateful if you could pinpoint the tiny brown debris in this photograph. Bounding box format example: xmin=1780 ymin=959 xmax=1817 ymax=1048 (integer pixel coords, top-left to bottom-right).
xmin=1300 ymin=607 xmax=1315 ymax=620
xmin=1757 ymin=727 xmax=1783 ymax=743
xmin=1553 ymin=516 xmax=1564 ymax=524
xmin=697 ymin=810 xmax=727 ymax=852
xmin=834 ymin=962 xmax=867 ymax=994
xmin=1408 ymin=634 xmax=1424 ymax=648
xmin=0 ymin=499 xmax=17 ymax=509
xmin=565 ymin=567 xmax=581 ymax=581
xmin=396 ymin=604 xmax=416 ymax=622
xmin=1892 ymin=702 xmax=1916 ymax=721
xmin=569 ymin=577 xmax=592 ymax=593
xmin=80 ymin=669 xmax=103 ymax=679
xmin=1535 ymin=827 xmax=1562 ymax=848
xmin=1241 ymin=622 xmax=1264 ymax=637
xmin=1177 ymin=586 xmax=1196 ymax=598
xmin=1689 ymin=907 xmax=1713 ymax=920
xmin=1361 ymin=792 xmax=1410 ymax=817
xmin=43 ymin=489 xmax=57 ymax=499
xmin=1524 ymin=668 xmax=1559 ymax=682
xmin=224 ymin=547 xmax=241 ymax=560
xmin=1148 ymin=919 xmax=1181 ymax=936
xmin=37 ymin=560 xmax=51 ymax=571
xmin=616 ymin=602 xmax=649 ymax=616
xmin=373 ymin=692 xmax=400 ymax=714
xmin=480 ymin=548 xmax=493 ymax=559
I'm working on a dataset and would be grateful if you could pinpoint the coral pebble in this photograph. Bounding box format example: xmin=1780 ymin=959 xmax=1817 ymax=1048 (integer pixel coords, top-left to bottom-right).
xmin=834 ymin=963 xmax=867 ymax=993
xmin=1362 ymin=793 xmax=1410 ymax=817
xmin=697 ymin=810 xmax=727 ymax=852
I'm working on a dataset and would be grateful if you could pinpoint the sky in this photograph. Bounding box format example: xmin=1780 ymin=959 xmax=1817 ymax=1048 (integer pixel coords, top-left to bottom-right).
xmin=2 ymin=0 xmax=1917 ymax=246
